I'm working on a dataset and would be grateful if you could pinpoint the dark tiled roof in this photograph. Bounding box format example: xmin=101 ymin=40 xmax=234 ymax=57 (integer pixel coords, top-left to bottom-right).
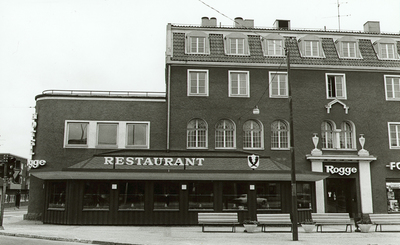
xmin=171 ymin=33 xmax=400 ymax=68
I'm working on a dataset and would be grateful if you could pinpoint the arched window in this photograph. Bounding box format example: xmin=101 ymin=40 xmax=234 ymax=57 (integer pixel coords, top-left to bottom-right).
xmin=243 ymin=120 xmax=263 ymax=149
xmin=215 ymin=119 xmax=235 ymax=148
xmin=321 ymin=121 xmax=335 ymax=149
xmin=187 ymin=119 xmax=207 ymax=148
xmin=340 ymin=121 xmax=355 ymax=149
xmin=271 ymin=120 xmax=289 ymax=149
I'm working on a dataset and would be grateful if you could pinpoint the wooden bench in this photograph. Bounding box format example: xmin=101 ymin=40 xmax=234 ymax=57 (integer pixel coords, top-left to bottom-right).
xmin=311 ymin=213 xmax=353 ymax=232
xmin=257 ymin=213 xmax=292 ymax=232
xmin=198 ymin=213 xmax=239 ymax=232
xmin=369 ymin=214 xmax=400 ymax=232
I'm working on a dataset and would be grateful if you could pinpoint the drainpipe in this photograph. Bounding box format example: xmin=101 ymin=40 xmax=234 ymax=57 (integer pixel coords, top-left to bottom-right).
xmin=167 ymin=64 xmax=171 ymax=152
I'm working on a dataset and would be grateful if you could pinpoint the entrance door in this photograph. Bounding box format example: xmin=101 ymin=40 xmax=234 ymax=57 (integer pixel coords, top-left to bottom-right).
xmin=325 ymin=178 xmax=357 ymax=217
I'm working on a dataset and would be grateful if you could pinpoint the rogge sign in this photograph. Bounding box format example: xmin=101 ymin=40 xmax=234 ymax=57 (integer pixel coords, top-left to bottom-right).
xmin=325 ymin=165 xmax=357 ymax=176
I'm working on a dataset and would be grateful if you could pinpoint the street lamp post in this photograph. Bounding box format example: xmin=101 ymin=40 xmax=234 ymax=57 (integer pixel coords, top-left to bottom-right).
xmin=286 ymin=46 xmax=298 ymax=241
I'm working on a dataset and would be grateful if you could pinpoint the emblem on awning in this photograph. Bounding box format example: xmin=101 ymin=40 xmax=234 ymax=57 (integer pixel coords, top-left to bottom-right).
xmin=247 ymin=154 xmax=259 ymax=169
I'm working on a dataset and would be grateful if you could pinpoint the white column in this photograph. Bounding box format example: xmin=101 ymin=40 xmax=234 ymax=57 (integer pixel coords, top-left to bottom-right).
xmin=359 ymin=160 xmax=373 ymax=213
xmin=311 ymin=160 xmax=325 ymax=213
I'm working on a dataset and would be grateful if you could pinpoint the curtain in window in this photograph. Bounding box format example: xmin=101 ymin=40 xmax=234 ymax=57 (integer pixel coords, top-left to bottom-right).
xmin=187 ymin=119 xmax=207 ymax=148
xmin=215 ymin=119 xmax=235 ymax=148
xmin=271 ymin=120 xmax=289 ymax=149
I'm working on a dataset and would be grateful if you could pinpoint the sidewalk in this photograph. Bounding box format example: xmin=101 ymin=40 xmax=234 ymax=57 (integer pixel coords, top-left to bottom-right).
xmin=1 ymin=207 xmax=400 ymax=245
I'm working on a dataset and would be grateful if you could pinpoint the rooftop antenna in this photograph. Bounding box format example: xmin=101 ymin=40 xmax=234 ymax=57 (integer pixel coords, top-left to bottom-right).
xmin=337 ymin=0 xmax=351 ymax=31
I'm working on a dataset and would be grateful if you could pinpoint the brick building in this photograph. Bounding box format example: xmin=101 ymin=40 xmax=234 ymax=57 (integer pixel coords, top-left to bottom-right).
xmin=27 ymin=18 xmax=400 ymax=225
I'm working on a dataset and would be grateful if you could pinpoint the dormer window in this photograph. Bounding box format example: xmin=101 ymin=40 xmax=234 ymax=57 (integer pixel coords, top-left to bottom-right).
xmin=262 ymin=33 xmax=285 ymax=56
xmin=186 ymin=31 xmax=210 ymax=54
xmin=374 ymin=38 xmax=399 ymax=60
xmin=224 ymin=33 xmax=249 ymax=55
xmin=298 ymin=35 xmax=325 ymax=58
xmin=335 ymin=37 xmax=362 ymax=59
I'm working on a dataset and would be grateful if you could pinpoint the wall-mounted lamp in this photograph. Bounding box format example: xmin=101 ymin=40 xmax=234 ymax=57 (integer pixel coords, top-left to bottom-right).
xmin=253 ymin=106 xmax=260 ymax=115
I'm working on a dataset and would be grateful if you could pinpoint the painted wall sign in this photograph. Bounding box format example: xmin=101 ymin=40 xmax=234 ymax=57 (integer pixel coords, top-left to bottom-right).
xmin=386 ymin=162 xmax=400 ymax=171
xmin=325 ymin=165 xmax=357 ymax=176
xmin=103 ymin=157 xmax=204 ymax=166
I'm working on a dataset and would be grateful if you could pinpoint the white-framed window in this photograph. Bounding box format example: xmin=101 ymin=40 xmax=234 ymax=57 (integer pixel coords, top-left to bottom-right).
xmin=299 ymin=35 xmax=325 ymax=58
xmin=229 ymin=71 xmax=249 ymax=97
xmin=335 ymin=37 xmax=362 ymax=59
xmin=305 ymin=40 xmax=320 ymax=57
xmin=187 ymin=119 xmax=208 ymax=149
xmin=215 ymin=119 xmax=236 ymax=149
xmin=326 ymin=73 xmax=347 ymax=99
xmin=269 ymin=72 xmax=288 ymax=98
xmin=126 ymin=123 xmax=149 ymax=148
xmin=374 ymin=39 xmax=399 ymax=60
xmin=65 ymin=122 xmax=89 ymax=147
xmin=271 ymin=120 xmax=289 ymax=149
xmin=385 ymin=75 xmax=400 ymax=101
xmin=187 ymin=69 xmax=209 ymax=96
xmin=64 ymin=120 xmax=150 ymax=149
xmin=243 ymin=120 xmax=263 ymax=149
xmin=321 ymin=120 xmax=356 ymax=150
xmin=342 ymin=41 xmax=356 ymax=58
xmin=224 ymin=33 xmax=249 ymax=55
xmin=262 ymin=34 xmax=285 ymax=56
xmin=388 ymin=122 xmax=400 ymax=149
xmin=97 ymin=123 xmax=119 ymax=147
xmin=185 ymin=31 xmax=209 ymax=54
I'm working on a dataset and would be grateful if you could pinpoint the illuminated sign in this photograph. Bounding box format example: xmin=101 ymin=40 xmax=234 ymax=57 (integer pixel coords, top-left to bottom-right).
xmin=325 ymin=165 xmax=357 ymax=176
xmin=103 ymin=157 xmax=204 ymax=166
xmin=387 ymin=162 xmax=400 ymax=171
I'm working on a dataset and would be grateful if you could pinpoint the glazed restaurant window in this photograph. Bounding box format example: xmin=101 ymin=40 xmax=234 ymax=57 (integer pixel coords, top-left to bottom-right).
xmin=153 ymin=182 xmax=179 ymax=210
xmin=187 ymin=119 xmax=208 ymax=149
xmin=386 ymin=182 xmax=400 ymax=212
xmin=66 ymin=122 xmax=88 ymax=145
xmin=222 ymin=182 xmax=248 ymax=210
xmin=243 ymin=120 xmax=262 ymax=149
xmin=188 ymin=182 xmax=213 ymax=210
xmin=297 ymin=183 xmax=312 ymax=209
xmin=215 ymin=119 xmax=235 ymax=149
xmin=271 ymin=120 xmax=289 ymax=149
xmin=97 ymin=123 xmax=118 ymax=146
xmin=83 ymin=182 xmax=110 ymax=210
xmin=256 ymin=183 xmax=281 ymax=210
xmin=48 ymin=182 xmax=66 ymax=209
xmin=126 ymin=123 xmax=148 ymax=147
xmin=118 ymin=182 xmax=145 ymax=210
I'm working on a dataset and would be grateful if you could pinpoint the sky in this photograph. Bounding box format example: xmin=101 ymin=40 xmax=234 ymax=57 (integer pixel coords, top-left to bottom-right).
xmin=0 ymin=0 xmax=399 ymax=159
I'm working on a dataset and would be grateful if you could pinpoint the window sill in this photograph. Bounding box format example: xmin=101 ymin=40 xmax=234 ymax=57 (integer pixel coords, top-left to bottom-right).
xmin=271 ymin=148 xmax=290 ymax=151
xmin=47 ymin=208 xmax=65 ymax=211
xmin=118 ymin=209 xmax=145 ymax=212
xmin=189 ymin=209 xmax=214 ymax=211
xmin=83 ymin=208 xmax=110 ymax=211
xmin=153 ymin=209 xmax=179 ymax=212
xmin=322 ymin=148 xmax=357 ymax=151
xmin=243 ymin=148 xmax=264 ymax=151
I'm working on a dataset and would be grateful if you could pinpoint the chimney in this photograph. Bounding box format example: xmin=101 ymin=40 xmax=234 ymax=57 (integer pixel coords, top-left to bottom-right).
xmin=201 ymin=17 xmax=217 ymax=27
xmin=234 ymin=17 xmax=254 ymax=28
xmin=363 ymin=21 xmax=380 ymax=33
xmin=274 ymin=19 xmax=291 ymax=30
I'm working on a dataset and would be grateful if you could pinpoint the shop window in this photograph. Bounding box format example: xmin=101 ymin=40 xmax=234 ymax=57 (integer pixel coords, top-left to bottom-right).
xmin=153 ymin=182 xmax=179 ymax=210
xmin=326 ymin=73 xmax=347 ymax=99
xmin=66 ymin=122 xmax=88 ymax=146
xmin=297 ymin=183 xmax=312 ymax=209
xmin=48 ymin=182 xmax=66 ymax=209
xmin=229 ymin=71 xmax=250 ymax=97
xmin=385 ymin=75 xmax=400 ymax=101
xmin=388 ymin=122 xmax=400 ymax=149
xmin=387 ymin=182 xmax=400 ymax=212
xmin=243 ymin=120 xmax=263 ymax=149
xmin=215 ymin=119 xmax=236 ymax=149
xmin=271 ymin=120 xmax=289 ymax=149
xmin=83 ymin=182 xmax=110 ymax=210
xmin=97 ymin=123 xmax=118 ymax=147
xmin=256 ymin=183 xmax=281 ymax=210
xmin=222 ymin=182 xmax=248 ymax=210
xmin=187 ymin=69 xmax=209 ymax=96
xmin=126 ymin=123 xmax=149 ymax=148
xmin=187 ymin=119 xmax=208 ymax=149
xmin=269 ymin=72 xmax=288 ymax=98
xmin=118 ymin=182 xmax=145 ymax=210
xmin=188 ymin=182 xmax=214 ymax=210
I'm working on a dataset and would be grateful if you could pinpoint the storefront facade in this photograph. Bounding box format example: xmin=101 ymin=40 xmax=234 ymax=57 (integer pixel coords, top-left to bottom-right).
xmin=26 ymin=17 xmax=400 ymax=224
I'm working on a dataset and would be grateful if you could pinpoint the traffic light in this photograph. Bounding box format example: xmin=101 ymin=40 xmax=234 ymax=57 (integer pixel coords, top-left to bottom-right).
xmin=6 ymin=157 xmax=16 ymax=179
xmin=0 ymin=163 xmax=4 ymax=178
